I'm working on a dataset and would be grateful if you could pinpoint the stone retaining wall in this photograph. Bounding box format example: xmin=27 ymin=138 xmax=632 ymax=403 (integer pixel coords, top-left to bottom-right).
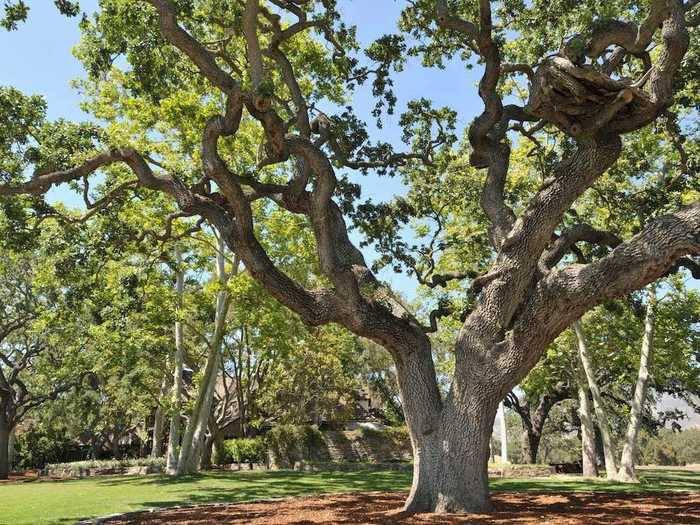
xmin=292 ymin=461 xmax=412 ymax=473
xmin=46 ymin=464 xmax=163 ymax=479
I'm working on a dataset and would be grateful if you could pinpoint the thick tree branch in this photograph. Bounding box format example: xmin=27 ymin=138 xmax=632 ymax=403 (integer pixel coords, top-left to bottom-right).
xmin=540 ymin=224 xmax=622 ymax=271
xmin=563 ymin=202 xmax=700 ymax=303
xmin=243 ymin=0 xmax=264 ymax=89
xmin=147 ymin=0 xmax=240 ymax=94
xmin=435 ymin=0 xmax=478 ymax=41
xmin=499 ymin=201 xmax=700 ymax=384
xmin=583 ymin=0 xmax=670 ymax=59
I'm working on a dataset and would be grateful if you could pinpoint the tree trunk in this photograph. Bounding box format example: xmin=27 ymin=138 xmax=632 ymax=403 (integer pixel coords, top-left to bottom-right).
xmin=211 ymin=428 xmax=225 ymax=466
xmin=577 ymin=371 xmax=598 ymax=477
xmin=200 ymin=428 xmax=215 ymax=470
xmin=151 ymin=374 xmax=169 ymax=458
xmin=177 ymin=237 xmax=232 ymax=475
xmin=151 ymin=404 xmax=166 ymax=459
xmin=404 ymin=404 xmax=498 ymax=514
xmin=526 ymin=428 xmax=544 ymax=464
xmin=111 ymin=430 xmax=122 ymax=460
xmin=507 ymin=390 xmax=566 ymax=466
xmin=0 ymin=416 xmax=10 ymax=480
xmin=177 ymin=345 xmax=221 ymax=474
xmin=8 ymin=426 xmax=16 ymax=471
xmin=574 ymin=320 xmax=617 ymax=479
xmin=498 ymin=401 xmax=508 ymax=464
xmin=399 ymin=338 xmax=498 ymax=514
xmin=617 ymin=285 xmax=656 ymax=483
xmin=166 ymin=249 xmax=186 ymax=476
xmin=90 ymin=434 xmax=99 ymax=460
xmin=521 ymin=426 xmax=537 ymax=464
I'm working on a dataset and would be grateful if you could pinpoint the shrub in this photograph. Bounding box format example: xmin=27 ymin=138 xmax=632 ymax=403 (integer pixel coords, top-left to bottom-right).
xmin=265 ymin=425 xmax=325 ymax=468
xmin=639 ymin=428 xmax=700 ymax=466
xmin=222 ymin=438 xmax=266 ymax=464
xmin=16 ymin=429 xmax=86 ymax=470
xmin=357 ymin=425 xmax=409 ymax=443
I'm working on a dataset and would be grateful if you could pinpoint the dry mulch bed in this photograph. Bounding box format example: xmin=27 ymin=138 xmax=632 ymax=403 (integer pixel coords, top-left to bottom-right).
xmin=0 ymin=471 xmax=41 ymax=483
xmin=107 ymin=491 xmax=700 ymax=524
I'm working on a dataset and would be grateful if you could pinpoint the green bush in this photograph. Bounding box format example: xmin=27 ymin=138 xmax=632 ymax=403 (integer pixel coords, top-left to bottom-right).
xmin=265 ymin=425 xmax=325 ymax=468
xmin=639 ymin=428 xmax=700 ymax=466
xmin=16 ymin=428 xmax=81 ymax=470
xmin=222 ymin=438 xmax=266 ymax=464
xmin=357 ymin=425 xmax=409 ymax=443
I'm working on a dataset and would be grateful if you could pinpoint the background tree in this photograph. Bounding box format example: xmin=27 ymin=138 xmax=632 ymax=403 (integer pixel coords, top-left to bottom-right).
xmin=0 ymin=235 xmax=92 ymax=478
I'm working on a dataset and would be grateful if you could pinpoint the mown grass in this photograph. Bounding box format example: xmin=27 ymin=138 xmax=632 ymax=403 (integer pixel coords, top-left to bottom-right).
xmin=0 ymin=467 xmax=697 ymax=525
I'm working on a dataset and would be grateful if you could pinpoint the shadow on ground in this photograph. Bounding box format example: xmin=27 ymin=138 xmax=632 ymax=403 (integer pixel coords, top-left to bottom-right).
xmin=105 ymin=491 xmax=700 ymax=524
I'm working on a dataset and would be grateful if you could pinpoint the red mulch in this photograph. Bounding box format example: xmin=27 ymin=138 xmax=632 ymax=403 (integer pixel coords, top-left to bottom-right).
xmin=0 ymin=471 xmax=41 ymax=483
xmin=107 ymin=491 xmax=700 ymax=524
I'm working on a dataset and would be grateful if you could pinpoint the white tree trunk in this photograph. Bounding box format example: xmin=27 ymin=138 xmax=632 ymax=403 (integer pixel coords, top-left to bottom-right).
xmin=617 ymin=285 xmax=656 ymax=483
xmin=573 ymin=320 xmax=617 ymax=479
xmin=177 ymin=236 xmax=233 ymax=475
xmin=577 ymin=366 xmax=598 ymax=477
xmin=166 ymin=248 xmax=186 ymax=475
xmin=498 ymin=401 xmax=508 ymax=464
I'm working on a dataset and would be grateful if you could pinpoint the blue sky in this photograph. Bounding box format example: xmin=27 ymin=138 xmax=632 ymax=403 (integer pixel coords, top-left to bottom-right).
xmin=0 ymin=0 xmax=484 ymax=299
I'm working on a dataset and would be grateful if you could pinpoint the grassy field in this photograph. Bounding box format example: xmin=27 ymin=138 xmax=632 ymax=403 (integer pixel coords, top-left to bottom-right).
xmin=1 ymin=468 xmax=698 ymax=525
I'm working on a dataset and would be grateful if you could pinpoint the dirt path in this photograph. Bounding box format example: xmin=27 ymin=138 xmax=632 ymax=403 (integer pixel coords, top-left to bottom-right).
xmin=108 ymin=491 xmax=700 ymax=524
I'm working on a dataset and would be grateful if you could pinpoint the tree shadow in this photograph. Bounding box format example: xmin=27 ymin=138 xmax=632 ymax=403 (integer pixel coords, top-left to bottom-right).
xmin=101 ymin=491 xmax=700 ymax=524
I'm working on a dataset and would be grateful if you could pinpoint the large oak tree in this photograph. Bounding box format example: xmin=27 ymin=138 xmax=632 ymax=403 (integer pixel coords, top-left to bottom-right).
xmin=2 ymin=0 xmax=700 ymax=513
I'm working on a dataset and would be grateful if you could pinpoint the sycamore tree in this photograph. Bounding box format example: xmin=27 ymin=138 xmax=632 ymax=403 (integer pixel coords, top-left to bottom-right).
xmin=573 ymin=280 xmax=700 ymax=479
xmin=3 ymin=0 xmax=700 ymax=513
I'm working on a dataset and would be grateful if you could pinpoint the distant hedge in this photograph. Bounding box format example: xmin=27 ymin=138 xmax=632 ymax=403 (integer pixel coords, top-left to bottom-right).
xmin=357 ymin=425 xmax=409 ymax=443
xmin=219 ymin=425 xmax=413 ymax=468
xmin=221 ymin=438 xmax=267 ymax=464
xmin=640 ymin=428 xmax=700 ymax=466
xmin=265 ymin=425 xmax=326 ymax=468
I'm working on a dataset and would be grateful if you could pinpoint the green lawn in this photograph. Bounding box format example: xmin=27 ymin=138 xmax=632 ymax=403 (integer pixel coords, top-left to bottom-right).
xmin=1 ymin=468 xmax=698 ymax=525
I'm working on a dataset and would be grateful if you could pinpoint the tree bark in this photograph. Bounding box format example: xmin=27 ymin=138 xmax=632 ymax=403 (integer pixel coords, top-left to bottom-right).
xmin=200 ymin=432 xmax=214 ymax=470
xmin=8 ymin=426 xmax=16 ymax=471
xmin=404 ymin=400 xmax=498 ymax=514
xmin=0 ymin=416 xmax=10 ymax=480
xmin=150 ymin=377 xmax=168 ymax=458
xmin=111 ymin=429 xmax=122 ymax=460
xmin=521 ymin=426 xmax=536 ymax=464
xmin=211 ymin=428 xmax=225 ymax=466
xmin=523 ymin=425 xmax=544 ymax=465
xmin=574 ymin=320 xmax=617 ymax=479
xmin=176 ymin=345 xmax=221 ymax=474
xmin=507 ymin=391 xmax=565 ymax=464
xmin=399 ymin=339 xmax=499 ymax=514
xmin=166 ymin=248 xmax=186 ymax=475
xmin=0 ymin=0 xmax=692 ymax=516
xmin=577 ymin=369 xmax=599 ymax=477
xmin=498 ymin=401 xmax=508 ymax=464
xmin=617 ymin=285 xmax=656 ymax=482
